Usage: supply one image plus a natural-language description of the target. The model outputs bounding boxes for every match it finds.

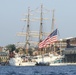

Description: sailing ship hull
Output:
[9,56,76,66]
[9,57,36,66]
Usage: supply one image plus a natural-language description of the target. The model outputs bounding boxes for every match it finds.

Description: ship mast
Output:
[17,5,50,54]
[39,4,43,42]
[51,10,55,54]
[25,7,30,55]
[51,10,55,32]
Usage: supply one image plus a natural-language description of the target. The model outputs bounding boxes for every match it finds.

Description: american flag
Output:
[39,29,58,48]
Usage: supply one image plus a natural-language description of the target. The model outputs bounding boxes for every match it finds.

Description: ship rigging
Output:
[17,5,55,55]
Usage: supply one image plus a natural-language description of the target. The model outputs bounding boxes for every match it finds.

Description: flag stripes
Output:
[39,29,58,48]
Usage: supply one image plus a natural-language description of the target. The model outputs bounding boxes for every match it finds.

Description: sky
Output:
[0,0,76,46]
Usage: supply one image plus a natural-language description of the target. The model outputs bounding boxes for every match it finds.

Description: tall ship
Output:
[9,5,76,66]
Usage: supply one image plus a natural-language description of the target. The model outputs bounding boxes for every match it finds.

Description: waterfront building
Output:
[0,52,9,62]
[55,37,76,63]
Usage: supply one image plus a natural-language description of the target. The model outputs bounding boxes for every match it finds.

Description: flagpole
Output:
[60,39,62,55]
[53,43,55,55]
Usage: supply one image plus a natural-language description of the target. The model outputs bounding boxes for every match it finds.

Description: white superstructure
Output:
[9,54,36,66]
[33,53,64,65]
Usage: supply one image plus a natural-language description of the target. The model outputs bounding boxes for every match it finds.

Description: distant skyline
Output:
[0,0,76,46]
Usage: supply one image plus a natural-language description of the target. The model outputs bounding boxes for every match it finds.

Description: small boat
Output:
[35,62,50,66]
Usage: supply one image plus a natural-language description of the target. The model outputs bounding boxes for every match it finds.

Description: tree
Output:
[15,48,19,53]
[28,48,33,56]
[6,44,16,52]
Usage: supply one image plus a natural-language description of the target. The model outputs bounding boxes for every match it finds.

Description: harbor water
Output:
[0,66,76,75]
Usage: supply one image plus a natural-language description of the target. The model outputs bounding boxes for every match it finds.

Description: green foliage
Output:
[23,48,26,53]
[15,49,19,53]
[6,44,16,52]
[15,48,22,53]
[28,48,33,56]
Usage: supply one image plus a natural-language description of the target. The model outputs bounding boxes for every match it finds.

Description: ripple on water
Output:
[0,66,76,75]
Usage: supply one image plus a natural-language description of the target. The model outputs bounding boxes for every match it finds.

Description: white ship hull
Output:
[9,57,36,66]
[9,53,76,66]
[35,54,64,63]
[50,63,76,66]
[9,57,76,66]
